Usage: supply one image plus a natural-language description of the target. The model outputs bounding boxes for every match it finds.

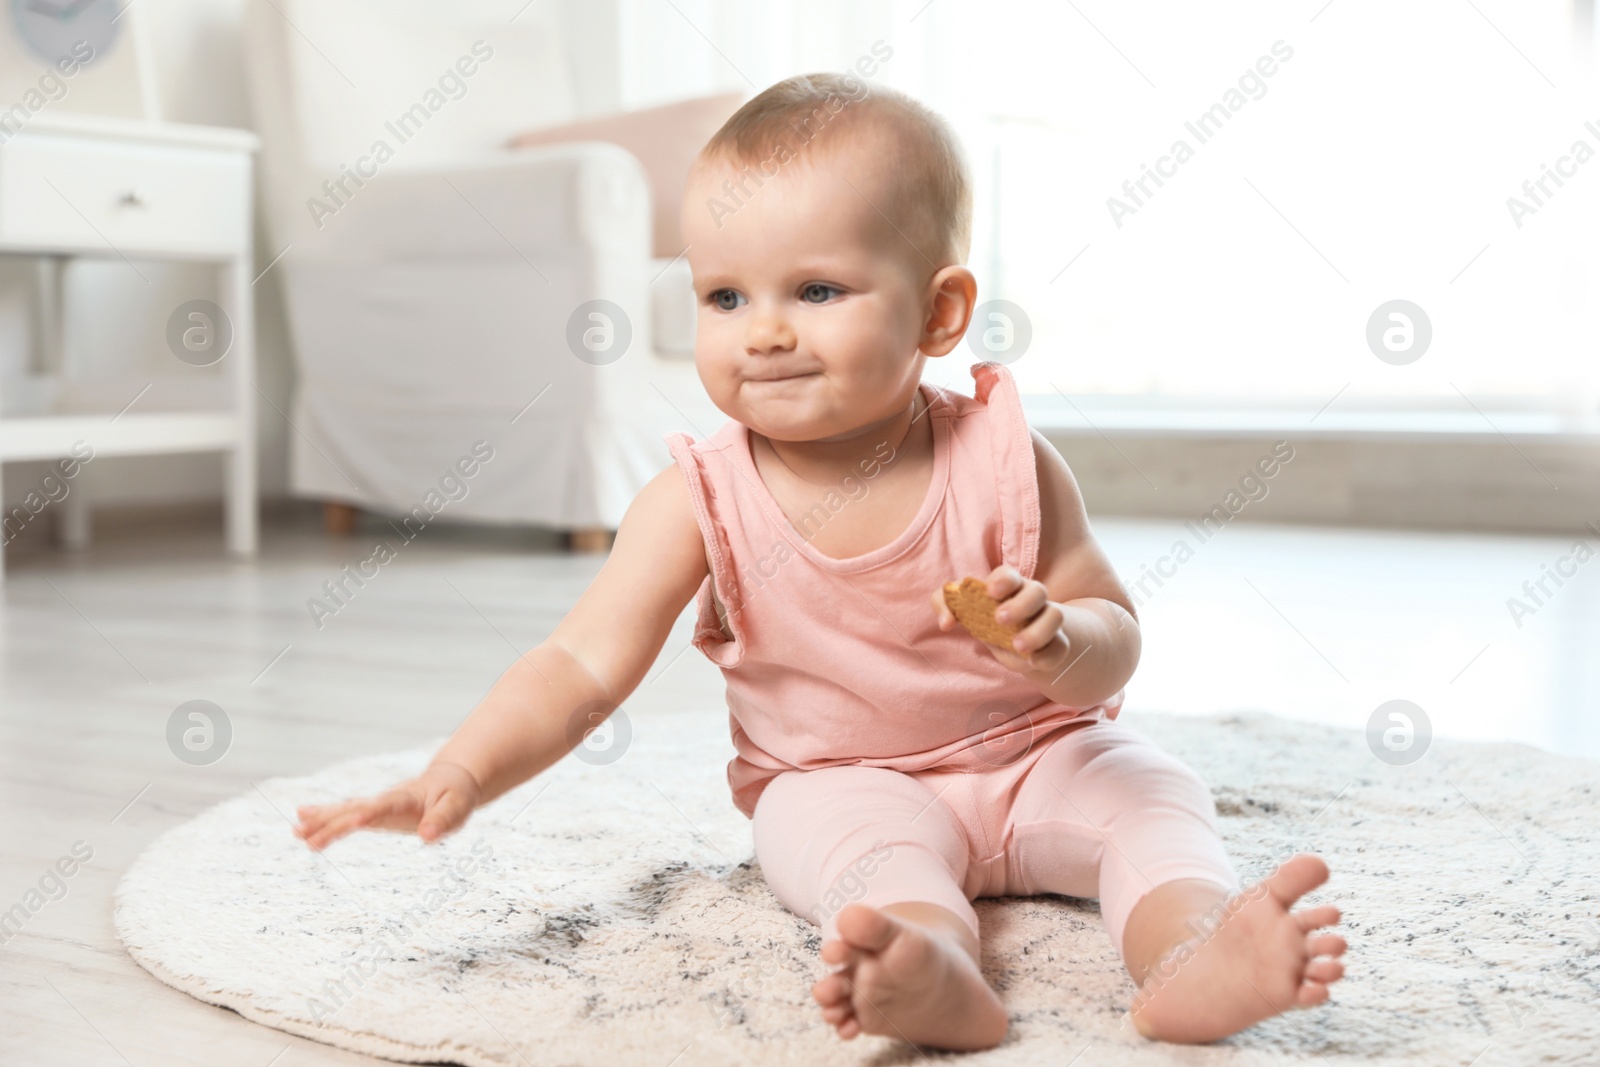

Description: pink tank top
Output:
[665,362,1125,819]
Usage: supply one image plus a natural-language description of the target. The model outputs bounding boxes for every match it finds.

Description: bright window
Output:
[622,0,1598,415]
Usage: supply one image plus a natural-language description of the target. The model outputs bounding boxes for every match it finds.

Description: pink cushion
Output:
[508,92,744,258]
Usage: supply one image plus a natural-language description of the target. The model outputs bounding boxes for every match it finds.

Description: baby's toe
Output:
[1294,905,1341,932]
[1305,958,1344,984]
[1308,933,1347,958]
[821,1001,853,1024]
[835,903,898,952]
[813,973,850,1006]
[820,937,856,966]
[1295,979,1331,1008]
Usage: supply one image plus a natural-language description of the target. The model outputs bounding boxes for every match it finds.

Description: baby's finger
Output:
[295,799,345,822]
[304,808,373,851]
[984,564,1024,600]
[1021,634,1072,674]
[995,582,1047,627]
[418,789,473,842]
[1010,603,1064,654]
[360,790,425,832]
[294,800,353,838]
[928,587,954,629]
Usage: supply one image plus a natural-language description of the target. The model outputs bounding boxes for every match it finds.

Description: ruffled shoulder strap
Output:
[663,428,746,667]
[968,361,1043,580]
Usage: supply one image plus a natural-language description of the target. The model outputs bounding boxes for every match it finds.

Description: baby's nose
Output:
[745,313,796,353]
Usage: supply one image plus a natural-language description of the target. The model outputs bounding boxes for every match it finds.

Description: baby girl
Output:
[295,73,1347,1051]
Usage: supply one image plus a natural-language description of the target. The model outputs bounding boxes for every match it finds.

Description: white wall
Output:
[3,0,1594,536]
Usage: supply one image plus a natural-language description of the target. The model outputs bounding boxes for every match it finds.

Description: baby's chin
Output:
[737,408,887,446]
[714,381,816,434]
[730,407,826,441]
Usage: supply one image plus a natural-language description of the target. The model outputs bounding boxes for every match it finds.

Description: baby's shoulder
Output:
[631,461,700,534]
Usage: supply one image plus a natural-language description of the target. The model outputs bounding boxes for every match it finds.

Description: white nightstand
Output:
[0,112,260,581]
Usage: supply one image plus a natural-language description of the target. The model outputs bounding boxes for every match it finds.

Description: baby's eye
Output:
[708,289,746,311]
[800,283,841,304]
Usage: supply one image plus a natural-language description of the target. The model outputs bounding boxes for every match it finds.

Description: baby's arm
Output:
[295,463,708,849]
[933,428,1139,709]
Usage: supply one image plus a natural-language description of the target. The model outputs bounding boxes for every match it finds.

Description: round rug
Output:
[114,710,1599,1066]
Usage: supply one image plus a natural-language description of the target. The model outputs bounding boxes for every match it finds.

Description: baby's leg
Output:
[1005,721,1347,1043]
[752,766,1008,1050]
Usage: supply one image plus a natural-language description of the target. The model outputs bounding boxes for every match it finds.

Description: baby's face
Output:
[682,141,933,443]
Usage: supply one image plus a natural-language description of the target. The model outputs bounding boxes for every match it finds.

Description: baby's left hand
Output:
[931,564,1072,676]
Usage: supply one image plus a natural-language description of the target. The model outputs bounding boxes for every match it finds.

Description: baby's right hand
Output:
[294,760,483,851]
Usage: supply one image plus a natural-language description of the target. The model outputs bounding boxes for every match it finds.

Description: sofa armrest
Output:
[507,92,744,258]
[290,142,651,263]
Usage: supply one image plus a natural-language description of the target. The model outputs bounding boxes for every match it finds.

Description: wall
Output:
[1,1,1593,539]
[0,0,291,525]
[1048,433,1600,536]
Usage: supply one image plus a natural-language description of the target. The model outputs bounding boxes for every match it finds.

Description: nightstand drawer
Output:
[0,133,250,258]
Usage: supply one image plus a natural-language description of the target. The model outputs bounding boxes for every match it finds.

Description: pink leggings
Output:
[751,716,1237,958]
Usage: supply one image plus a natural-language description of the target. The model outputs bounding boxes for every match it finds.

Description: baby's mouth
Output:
[748,371,821,383]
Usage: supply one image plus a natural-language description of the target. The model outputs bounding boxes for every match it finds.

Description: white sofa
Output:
[241,0,735,534]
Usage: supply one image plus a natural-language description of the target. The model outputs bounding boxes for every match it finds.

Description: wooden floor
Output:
[0,512,1594,1065]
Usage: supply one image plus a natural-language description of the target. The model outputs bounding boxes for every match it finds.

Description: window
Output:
[622,0,1597,418]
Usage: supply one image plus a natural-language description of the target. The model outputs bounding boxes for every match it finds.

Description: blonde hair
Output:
[699,73,972,265]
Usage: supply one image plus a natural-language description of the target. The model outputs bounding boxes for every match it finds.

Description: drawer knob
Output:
[119,191,146,209]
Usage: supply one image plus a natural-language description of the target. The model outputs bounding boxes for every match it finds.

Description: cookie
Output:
[942,576,1020,648]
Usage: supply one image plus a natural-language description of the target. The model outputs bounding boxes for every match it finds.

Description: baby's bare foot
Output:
[1130,853,1347,1043]
[810,903,1008,1051]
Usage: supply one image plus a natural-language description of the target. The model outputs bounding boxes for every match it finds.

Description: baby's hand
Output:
[930,564,1072,676]
[294,760,482,851]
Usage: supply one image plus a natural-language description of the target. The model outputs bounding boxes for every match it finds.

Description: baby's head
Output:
[682,74,977,443]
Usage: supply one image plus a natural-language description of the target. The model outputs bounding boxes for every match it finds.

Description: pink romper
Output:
[665,362,1235,955]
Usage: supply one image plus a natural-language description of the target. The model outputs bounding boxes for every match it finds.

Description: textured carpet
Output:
[114,710,1599,1066]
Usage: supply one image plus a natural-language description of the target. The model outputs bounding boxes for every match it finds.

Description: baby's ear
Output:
[919,266,977,357]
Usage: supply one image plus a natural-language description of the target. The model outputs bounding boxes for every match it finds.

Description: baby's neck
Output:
[756,390,927,486]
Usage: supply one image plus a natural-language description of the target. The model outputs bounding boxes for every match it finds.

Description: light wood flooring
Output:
[1,512,1595,1065]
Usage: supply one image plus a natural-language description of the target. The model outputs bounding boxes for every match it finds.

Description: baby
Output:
[295,73,1346,1051]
